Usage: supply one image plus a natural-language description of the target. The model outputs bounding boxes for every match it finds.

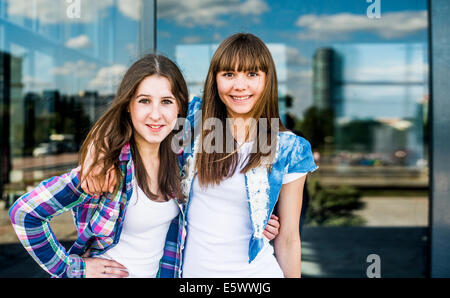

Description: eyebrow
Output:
[135,94,175,99]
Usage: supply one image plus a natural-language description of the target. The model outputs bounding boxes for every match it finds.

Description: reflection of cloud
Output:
[89,64,127,93]
[286,47,309,66]
[351,62,428,82]
[6,0,139,23]
[117,0,140,20]
[126,43,138,59]
[183,36,203,44]
[23,75,54,90]
[65,35,92,49]
[158,0,269,27]
[296,11,427,40]
[51,60,97,78]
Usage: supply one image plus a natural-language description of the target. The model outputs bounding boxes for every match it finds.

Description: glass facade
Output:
[0,0,435,278]
[157,0,429,277]
[0,0,154,276]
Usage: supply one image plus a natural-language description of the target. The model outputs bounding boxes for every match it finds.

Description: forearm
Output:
[274,234,302,278]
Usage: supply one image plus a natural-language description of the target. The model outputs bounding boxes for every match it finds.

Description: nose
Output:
[148,102,162,121]
[233,73,248,90]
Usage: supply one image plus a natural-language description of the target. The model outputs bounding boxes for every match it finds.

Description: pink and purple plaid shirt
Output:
[9,143,185,278]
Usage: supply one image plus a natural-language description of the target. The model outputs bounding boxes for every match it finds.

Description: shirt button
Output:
[109,211,114,217]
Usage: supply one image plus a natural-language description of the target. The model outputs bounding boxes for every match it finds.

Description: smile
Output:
[146,124,165,132]
[231,95,251,101]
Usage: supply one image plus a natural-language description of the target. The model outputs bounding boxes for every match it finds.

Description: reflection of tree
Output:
[297,106,334,152]
[17,93,92,156]
[305,179,366,227]
[335,120,381,152]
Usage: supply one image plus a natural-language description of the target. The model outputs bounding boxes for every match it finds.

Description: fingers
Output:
[109,172,118,193]
[103,169,111,193]
[105,259,128,270]
[104,266,129,278]
[263,215,280,241]
[84,257,129,278]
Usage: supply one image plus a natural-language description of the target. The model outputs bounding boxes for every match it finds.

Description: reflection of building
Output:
[313,48,335,111]
[0,52,13,189]
[313,44,428,167]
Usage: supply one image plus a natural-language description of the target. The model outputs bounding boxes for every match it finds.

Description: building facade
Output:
[0,0,448,277]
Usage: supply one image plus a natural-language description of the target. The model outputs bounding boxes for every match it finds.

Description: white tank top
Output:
[97,181,180,278]
[182,141,305,277]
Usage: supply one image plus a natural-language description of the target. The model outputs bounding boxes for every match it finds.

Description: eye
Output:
[222,72,234,78]
[162,98,174,105]
[138,98,150,104]
[248,72,259,77]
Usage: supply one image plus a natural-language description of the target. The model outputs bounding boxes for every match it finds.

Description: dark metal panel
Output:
[430,0,450,278]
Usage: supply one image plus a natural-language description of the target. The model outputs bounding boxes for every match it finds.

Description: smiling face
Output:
[128,75,179,149]
[216,69,266,120]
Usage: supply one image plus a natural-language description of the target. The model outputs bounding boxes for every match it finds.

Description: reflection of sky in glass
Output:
[333,43,428,83]
[336,85,427,119]
[0,0,143,95]
[158,0,428,118]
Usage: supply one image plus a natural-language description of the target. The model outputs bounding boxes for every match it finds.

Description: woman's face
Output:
[216,69,266,120]
[129,75,179,148]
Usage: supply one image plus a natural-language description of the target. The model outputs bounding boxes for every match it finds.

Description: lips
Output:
[146,124,165,132]
[230,95,252,102]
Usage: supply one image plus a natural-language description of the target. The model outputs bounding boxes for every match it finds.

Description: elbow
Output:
[9,195,38,227]
[275,230,301,248]
[8,198,23,225]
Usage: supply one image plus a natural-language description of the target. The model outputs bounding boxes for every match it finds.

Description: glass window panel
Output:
[0,1,154,275]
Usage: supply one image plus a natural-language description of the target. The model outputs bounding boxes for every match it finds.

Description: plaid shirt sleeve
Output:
[8,166,90,278]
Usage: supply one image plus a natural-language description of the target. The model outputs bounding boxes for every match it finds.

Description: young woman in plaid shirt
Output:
[9,53,279,278]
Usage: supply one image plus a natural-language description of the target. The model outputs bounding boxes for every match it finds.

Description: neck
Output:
[228,115,257,143]
[135,139,160,163]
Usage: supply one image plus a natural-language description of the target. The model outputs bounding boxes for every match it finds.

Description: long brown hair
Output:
[196,33,286,187]
[79,53,188,202]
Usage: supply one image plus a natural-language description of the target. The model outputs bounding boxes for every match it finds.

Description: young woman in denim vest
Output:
[179,33,318,277]
[81,33,312,277]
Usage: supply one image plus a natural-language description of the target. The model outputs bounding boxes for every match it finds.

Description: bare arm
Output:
[273,175,306,278]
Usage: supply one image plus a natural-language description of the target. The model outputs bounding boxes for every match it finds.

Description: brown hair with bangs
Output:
[79,53,188,202]
[196,33,287,187]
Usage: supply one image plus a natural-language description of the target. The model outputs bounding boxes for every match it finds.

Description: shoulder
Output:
[188,96,202,113]
[186,96,203,128]
[278,130,312,151]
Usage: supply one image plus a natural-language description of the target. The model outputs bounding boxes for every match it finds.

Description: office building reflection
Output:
[311,44,428,190]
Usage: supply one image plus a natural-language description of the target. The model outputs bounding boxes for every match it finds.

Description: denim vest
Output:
[180,97,318,262]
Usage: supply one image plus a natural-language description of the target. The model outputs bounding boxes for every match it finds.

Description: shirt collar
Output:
[119,142,131,162]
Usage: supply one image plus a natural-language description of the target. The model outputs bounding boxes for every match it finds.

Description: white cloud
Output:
[348,61,428,82]
[89,64,127,94]
[286,46,309,66]
[295,11,427,40]
[182,36,203,44]
[22,75,54,90]
[6,0,139,24]
[117,0,140,20]
[158,0,269,27]
[51,60,97,78]
[65,34,92,49]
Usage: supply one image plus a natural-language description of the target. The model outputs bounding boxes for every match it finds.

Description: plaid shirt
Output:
[9,143,185,278]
